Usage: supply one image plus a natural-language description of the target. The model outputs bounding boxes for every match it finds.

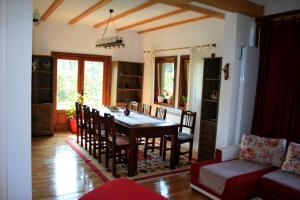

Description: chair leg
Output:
[93,138,96,158]
[112,151,116,177]
[144,137,148,159]
[159,137,163,156]
[76,127,79,143]
[151,138,155,152]
[98,140,102,163]
[105,147,109,168]
[189,141,193,161]
[84,129,88,150]
[89,133,92,154]
[177,142,181,164]
[80,128,84,147]
[163,138,167,160]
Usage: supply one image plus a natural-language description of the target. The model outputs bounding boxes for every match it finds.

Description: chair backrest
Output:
[75,102,83,124]
[91,108,101,136]
[155,107,167,120]
[179,110,196,135]
[104,113,116,147]
[142,104,152,115]
[129,101,139,111]
[83,105,91,128]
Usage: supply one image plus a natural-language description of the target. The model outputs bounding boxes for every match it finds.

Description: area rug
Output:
[66,135,192,182]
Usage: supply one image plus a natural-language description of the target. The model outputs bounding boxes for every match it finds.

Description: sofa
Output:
[191,135,300,200]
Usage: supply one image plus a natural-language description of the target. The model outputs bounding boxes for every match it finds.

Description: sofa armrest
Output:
[215,144,241,161]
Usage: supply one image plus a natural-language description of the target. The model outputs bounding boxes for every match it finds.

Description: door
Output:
[52,52,111,132]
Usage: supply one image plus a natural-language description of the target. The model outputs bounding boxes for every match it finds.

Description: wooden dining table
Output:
[102,108,179,177]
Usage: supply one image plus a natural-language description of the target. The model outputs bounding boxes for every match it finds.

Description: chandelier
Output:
[95,9,125,49]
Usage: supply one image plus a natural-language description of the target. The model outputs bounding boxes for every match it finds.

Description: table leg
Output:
[128,132,137,176]
[170,126,178,169]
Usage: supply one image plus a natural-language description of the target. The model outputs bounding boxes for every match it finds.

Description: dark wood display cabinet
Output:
[32,55,53,136]
[198,57,222,160]
[111,61,144,108]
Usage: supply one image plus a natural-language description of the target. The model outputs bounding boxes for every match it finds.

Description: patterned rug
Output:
[66,135,192,182]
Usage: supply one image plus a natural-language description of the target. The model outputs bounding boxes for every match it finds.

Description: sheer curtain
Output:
[187,46,209,113]
[143,51,155,105]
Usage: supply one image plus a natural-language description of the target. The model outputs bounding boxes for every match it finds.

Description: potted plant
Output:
[166,95,174,104]
[180,95,187,109]
[157,94,165,103]
[65,107,77,133]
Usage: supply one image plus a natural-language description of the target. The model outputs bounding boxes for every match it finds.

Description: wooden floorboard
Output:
[32,133,208,200]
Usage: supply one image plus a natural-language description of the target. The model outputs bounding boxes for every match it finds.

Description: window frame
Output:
[178,55,190,109]
[154,56,177,107]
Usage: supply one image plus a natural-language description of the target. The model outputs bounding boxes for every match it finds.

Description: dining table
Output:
[101,107,180,177]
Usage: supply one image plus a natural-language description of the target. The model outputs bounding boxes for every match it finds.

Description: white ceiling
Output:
[33,0,208,32]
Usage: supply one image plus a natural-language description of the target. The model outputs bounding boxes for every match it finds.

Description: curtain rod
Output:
[143,43,216,53]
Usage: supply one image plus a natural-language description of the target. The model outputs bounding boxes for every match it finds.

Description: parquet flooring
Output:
[32,133,209,200]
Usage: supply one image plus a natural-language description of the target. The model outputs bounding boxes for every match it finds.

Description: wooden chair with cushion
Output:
[163,110,196,161]
[143,107,167,158]
[75,102,84,145]
[91,108,106,163]
[142,104,152,115]
[104,113,129,177]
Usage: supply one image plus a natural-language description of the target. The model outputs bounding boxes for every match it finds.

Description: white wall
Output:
[33,21,144,62]
[0,0,7,199]
[216,13,256,148]
[0,0,32,199]
[140,18,224,151]
[251,0,300,15]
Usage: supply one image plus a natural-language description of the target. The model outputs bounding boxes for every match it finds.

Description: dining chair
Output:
[83,105,92,152]
[129,101,139,111]
[75,102,84,145]
[91,109,106,163]
[163,110,196,161]
[142,104,152,115]
[143,107,167,158]
[104,113,129,177]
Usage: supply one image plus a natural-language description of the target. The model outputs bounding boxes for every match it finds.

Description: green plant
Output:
[77,93,84,104]
[180,96,187,104]
[65,107,75,119]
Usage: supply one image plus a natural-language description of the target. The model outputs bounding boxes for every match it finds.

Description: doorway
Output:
[52,52,111,131]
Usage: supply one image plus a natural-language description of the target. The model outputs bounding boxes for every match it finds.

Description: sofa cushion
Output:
[199,160,269,195]
[260,170,300,200]
[282,142,300,175]
[239,134,287,167]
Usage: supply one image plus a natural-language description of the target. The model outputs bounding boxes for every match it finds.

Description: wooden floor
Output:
[32,133,209,200]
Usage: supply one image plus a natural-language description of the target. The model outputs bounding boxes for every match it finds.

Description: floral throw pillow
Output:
[239,134,287,167]
[282,142,300,175]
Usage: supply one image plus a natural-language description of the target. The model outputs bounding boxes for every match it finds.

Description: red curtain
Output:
[252,19,300,143]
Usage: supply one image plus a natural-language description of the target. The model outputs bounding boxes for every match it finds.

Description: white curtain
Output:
[143,51,155,105]
[187,46,210,114]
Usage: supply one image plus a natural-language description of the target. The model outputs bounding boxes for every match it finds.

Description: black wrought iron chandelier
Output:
[95,9,125,49]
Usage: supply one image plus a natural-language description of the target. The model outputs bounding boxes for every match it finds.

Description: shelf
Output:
[33,70,52,74]
[201,120,217,124]
[117,88,142,91]
[118,75,143,78]
[202,99,218,103]
[204,78,219,81]
[154,102,175,108]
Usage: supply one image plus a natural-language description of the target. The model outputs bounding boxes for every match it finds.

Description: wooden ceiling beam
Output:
[138,15,210,34]
[150,0,224,19]
[41,0,64,21]
[68,0,112,25]
[94,1,156,28]
[117,8,186,31]
[191,0,264,17]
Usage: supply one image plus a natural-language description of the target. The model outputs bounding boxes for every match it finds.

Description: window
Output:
[154,56,177,107]
[178,55,190,109]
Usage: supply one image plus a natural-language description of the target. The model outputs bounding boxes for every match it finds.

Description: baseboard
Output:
[190,184,220,200]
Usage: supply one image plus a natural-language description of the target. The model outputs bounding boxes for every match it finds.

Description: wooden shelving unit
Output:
[198,57,222,160]
[111,61,144,108]
[32,55,53,136]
